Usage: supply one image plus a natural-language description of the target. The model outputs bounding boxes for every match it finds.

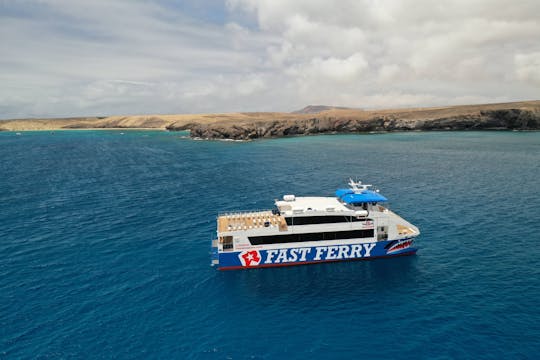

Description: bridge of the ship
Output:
[218,211,288,233]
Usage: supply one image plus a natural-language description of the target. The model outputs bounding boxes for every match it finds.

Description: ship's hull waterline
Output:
[217,238,417,270]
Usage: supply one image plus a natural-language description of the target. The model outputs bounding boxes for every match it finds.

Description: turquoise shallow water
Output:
[1,130,539,359]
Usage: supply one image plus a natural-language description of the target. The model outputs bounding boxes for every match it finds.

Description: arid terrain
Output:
[1,100,539,140]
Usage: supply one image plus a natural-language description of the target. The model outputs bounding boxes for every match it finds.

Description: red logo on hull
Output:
[239,250,261,266]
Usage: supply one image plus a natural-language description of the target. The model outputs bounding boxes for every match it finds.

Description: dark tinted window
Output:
[248,229,374,245]
[285,216,368,225]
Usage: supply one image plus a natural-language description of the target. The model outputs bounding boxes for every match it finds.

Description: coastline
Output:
[0,127,167,132]
[2,99,539,140]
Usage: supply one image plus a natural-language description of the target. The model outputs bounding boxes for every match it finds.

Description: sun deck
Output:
[218,211,288,233]
[397,224,417,236]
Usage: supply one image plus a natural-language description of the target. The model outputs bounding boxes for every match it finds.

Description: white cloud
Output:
[378,64,402,83]
[230,0,540,109]
[0,0,539,119]
[288,53,368,83]
[234,74,267,95]
[515,52,540,85]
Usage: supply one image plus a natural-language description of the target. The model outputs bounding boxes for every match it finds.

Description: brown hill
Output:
[1,100,539,140]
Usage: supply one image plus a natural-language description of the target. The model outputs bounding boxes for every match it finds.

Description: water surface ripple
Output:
[1,131,539,358]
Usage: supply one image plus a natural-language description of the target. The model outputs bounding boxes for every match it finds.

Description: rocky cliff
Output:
[189,108,540,140]
[2,100,539,138]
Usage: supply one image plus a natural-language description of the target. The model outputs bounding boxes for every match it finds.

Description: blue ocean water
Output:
[1,130,539,359]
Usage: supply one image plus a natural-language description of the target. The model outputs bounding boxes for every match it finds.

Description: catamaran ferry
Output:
[211,180,420,270]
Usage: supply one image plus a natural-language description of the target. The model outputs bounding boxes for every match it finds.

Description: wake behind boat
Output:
[211,179,420,270]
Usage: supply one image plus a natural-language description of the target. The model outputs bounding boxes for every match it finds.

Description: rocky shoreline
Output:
[2,100,539,139]
[187,109,540,141]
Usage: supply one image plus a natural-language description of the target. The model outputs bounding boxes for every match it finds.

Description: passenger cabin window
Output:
[248,229,374,245]
[285,216,370,226]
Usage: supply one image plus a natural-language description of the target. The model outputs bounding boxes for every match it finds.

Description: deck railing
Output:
[217,209,275,217]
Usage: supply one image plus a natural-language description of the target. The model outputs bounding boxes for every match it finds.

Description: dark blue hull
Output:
[215,238,416,270]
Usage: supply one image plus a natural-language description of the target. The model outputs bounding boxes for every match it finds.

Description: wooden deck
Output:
[218,211,288,233]
[397,224,416,236]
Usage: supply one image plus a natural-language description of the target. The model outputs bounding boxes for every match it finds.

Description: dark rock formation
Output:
[190,109,540,140]
[165,122,198,131]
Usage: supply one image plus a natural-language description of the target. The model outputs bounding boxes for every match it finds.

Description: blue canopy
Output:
[335,189,353,198]
[336,189,388,204]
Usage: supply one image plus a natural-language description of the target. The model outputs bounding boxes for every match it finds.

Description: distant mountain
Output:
[292,105,352,114]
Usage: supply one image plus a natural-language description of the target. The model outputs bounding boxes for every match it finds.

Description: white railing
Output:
[218,209,275,217]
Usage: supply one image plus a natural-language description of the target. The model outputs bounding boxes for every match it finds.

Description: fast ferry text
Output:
[238,243,377,266]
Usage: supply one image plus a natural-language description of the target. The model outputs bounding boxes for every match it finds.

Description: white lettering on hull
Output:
[363,243,376,257]
[297,248,310,261]
[260,243,379,265]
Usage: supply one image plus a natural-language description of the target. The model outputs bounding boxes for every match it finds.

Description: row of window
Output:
[284,216,370,226]
[248,229,374,245]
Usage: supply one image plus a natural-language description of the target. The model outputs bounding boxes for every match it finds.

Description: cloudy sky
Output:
[0,0,539,119]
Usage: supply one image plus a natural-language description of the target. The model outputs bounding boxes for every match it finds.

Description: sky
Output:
[0,0,539,119]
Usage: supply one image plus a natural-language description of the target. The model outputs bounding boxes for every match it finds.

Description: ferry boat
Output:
[211,180,420,270]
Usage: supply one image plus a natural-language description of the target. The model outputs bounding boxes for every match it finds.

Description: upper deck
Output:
[218,210,288,233]
[216,179,404,235]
